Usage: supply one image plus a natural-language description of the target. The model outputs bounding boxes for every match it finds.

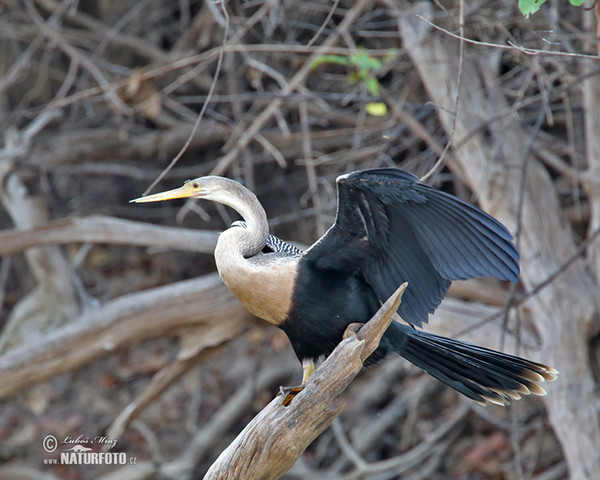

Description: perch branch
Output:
[203,282,407,480]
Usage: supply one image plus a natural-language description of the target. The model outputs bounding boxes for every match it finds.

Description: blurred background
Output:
[0,0,599,479]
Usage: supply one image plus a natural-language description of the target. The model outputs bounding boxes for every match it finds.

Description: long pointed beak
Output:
[130,183,199,203]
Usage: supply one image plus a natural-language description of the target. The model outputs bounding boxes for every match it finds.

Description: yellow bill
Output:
[130,180,201,203]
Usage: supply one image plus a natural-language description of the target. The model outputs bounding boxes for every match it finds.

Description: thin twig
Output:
[420,0,465,182]
[24,0,131,114]
[417,14,600,60]
[306,0,340,47]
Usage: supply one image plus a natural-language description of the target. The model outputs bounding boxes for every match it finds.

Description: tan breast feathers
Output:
[218,256,298,325]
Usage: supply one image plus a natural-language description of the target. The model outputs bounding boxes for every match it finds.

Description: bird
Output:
[131,168,557,406]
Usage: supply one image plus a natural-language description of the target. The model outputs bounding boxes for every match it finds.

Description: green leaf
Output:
[365,102,387,116]
[364,77,380,97]
[348,52,382,72]
[518,0,547,17]
[569,0,586,6]
[311,55,352,69]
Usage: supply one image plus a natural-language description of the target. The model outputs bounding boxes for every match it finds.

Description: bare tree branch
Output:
[0,274,252,400]
[0,215,218,256]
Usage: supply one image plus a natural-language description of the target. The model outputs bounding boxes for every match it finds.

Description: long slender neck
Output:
[209,177,297,326]
[211,178,269,258]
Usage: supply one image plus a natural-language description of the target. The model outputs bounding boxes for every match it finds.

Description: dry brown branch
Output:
[0,215,218,255]
[34,0,174,63]
[333,402,469,480]
[0,273,252,400]
[299,100,327,236]
[24,0,131,114]
[29,123,232,168]
[144,0,230,194]
[103,320,258,446]
[27,118,395,170]
[95,360,299,480]
[414,12,600,60]
[203,283,407,480]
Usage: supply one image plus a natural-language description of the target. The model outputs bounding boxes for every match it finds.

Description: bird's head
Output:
[130,176,233,205]
[131,175,269,256]
[130,176,265,229]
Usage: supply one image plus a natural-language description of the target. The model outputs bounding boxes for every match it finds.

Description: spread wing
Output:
[303,168,519,327]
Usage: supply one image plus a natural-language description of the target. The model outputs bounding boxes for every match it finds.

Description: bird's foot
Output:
[278,384,305,406]
[344,322,365,338]
[278,360,316,406]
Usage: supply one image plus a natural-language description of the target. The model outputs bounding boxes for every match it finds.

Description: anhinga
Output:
[132,168,557,406]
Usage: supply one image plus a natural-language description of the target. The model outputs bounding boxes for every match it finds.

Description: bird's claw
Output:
[278,384,305,406]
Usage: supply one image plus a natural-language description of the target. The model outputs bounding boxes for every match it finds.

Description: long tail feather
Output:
[387,323,558,406]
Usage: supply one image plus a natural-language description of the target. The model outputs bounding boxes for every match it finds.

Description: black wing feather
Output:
[304,168,519,327]
[365,209,451,323]
[401,199,517,280]
[231,220,303,256]
[264,234,303,255]
[402,190,519,280]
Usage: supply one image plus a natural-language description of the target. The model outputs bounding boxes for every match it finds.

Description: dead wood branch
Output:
[29,123,232,168]
[0,273,252,400]
[581,4,600,284]
[203,283,407,480]
[333,402,469,480]
[104,316,278,446]
[0,215,218,255]
[28,119,394,170]
[96,360,299,480]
